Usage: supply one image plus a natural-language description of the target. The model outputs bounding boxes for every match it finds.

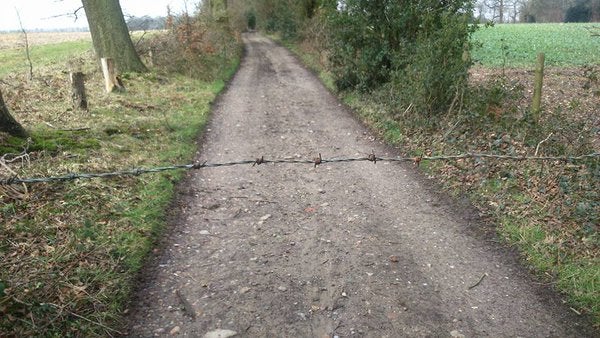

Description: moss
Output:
[29,130,101,153]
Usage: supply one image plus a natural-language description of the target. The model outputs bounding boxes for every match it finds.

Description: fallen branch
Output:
[443,118,462,140]
[401,102,413,117]
[468,272,488,290]
[534,132,553,156]
[0,148,29,199]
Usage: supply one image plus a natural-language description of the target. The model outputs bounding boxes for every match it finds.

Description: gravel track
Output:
[125,33,595,338]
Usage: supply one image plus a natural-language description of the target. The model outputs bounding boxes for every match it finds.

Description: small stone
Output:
[199,230,210,235]
[341,292,347,297]
[240,287,251,294]
[278,286,288,292]
[170,326,181,335]
[203,329,238,338]
[450,330,465,338]
[260,214,272,221]
[389,255,399,263]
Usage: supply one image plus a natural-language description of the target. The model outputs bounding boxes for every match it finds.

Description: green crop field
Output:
[0,40,92,78]
[471,23,600,67]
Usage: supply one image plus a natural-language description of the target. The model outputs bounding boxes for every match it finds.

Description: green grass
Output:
[0,40,92,78]
[0,35,241,336]
[472,23,600,67]
[500,216,600,318]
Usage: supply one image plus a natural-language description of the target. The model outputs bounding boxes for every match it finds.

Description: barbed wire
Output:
[0,152,598,186]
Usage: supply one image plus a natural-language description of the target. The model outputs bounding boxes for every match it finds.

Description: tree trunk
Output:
[101,58,125,93]
[82,0,147,73]
[0,89,27,138]
[593,1,600,22]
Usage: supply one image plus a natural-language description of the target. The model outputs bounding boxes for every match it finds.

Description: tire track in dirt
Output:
[125,33,595,337]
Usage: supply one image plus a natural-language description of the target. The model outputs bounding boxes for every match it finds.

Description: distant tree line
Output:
[0,16,168,34]
[475,0,600,23]
[0,27,89,33]
[126,16,167,31]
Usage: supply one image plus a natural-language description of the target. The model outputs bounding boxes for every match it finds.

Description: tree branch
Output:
[15,8,33,81]
[46,6,85,22]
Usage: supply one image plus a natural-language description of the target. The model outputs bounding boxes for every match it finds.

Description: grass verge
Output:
[0,38,240,336]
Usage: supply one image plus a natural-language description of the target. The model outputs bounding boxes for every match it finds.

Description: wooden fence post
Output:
[70,72,88,110]
[531,52,545,120]
[101,58,125,93]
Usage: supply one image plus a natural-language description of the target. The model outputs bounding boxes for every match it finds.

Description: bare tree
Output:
[475,0,486,20]
[484,0,505,22]
[507,0,525,22]
[15,9,33,81]
[475,0,506,22]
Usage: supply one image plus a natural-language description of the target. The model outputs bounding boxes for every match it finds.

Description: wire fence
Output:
[1,151,598,186]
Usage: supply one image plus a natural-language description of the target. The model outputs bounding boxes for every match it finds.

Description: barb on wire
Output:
[314,153,322,167]
[367,150,377,164]
[0,152,598,186]
[253,156,265,166]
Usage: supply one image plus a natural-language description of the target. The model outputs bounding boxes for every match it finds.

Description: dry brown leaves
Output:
[469,66,600,150]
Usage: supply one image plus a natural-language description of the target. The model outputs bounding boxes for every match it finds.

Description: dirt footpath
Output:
[125,33,594,337]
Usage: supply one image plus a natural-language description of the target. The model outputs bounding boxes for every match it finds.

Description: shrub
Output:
[325,0,475,115]
[263,1,302,39]
[565,0,592,23]
[246,10,257,30]
[138,11,241,80]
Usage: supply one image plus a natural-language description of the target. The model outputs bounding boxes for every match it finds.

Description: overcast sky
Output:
[0,0,197,32]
